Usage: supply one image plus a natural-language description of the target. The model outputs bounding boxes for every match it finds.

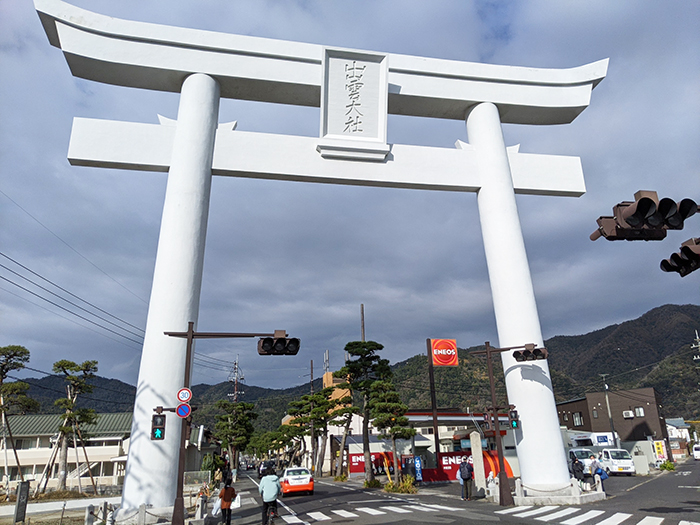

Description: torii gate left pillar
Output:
[120,73,219,509]
[35,0,608,509]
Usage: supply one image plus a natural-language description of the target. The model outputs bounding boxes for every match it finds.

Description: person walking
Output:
[218,482,236,525]
[259,466,282,525]
[457,455,474,500]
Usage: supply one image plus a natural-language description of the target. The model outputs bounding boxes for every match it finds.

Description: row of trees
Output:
[0,345,99,494]
[209,341,415,484]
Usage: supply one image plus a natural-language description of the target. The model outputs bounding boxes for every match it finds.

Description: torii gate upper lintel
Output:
[35,0,608,510]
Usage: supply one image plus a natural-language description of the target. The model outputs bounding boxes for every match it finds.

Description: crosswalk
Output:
[494,505,700,525]
[273,503,461,523]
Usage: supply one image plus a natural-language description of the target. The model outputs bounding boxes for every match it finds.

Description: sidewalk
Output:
[0,496,121,518]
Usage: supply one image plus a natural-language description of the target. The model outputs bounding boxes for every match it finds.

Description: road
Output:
[233,461,700,525]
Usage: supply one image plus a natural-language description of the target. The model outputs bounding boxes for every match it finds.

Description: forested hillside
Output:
[16,304,700,431]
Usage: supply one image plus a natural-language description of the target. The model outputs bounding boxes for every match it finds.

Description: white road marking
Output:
[512,506,559,518]
[635,518,664,525]
[402,505,439,512]
[422,503,461,511]
[594,513,633,525]
[306,511,331,521]
[534,507,581,521]
[495,505,534,514]
[561,510,605,524]
[281,516,307,524]
[331,510,359,518]
[379,506,412,513]
[355,507,386,515]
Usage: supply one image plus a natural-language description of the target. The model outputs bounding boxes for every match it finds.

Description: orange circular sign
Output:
[431,339,458,366]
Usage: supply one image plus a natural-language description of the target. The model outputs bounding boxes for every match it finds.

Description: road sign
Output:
[176,403,192,418]
[177,387,193,403]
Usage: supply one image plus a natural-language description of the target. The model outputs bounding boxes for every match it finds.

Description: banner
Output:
[430,339,458,366]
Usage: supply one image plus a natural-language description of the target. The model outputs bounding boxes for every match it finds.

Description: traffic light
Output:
[508,410,520,430]
[590,190,698,241]
[512,344,548,362]
[661,238,700,277]
[482,412,491,430]
[257,336,300,355]
[151,414,166,440]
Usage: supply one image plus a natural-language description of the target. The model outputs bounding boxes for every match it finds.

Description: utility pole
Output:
[310,360,316,474]
[600,374,619,448]
[227,356,244,402]
[360,304,366,342]
[470,342,546,507]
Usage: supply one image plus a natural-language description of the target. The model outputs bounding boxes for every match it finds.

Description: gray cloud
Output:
[1,1,698,390]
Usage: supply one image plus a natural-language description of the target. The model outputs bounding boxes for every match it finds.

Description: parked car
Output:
[568,448,595,474]
[280,467,314,497]
[599,448,635,476]
[258,460,276,479]
[693,445,700,460]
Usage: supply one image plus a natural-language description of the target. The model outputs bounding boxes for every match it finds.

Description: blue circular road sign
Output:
[176,403,192,418]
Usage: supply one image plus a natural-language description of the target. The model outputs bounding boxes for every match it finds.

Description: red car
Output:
[280,467,314,496]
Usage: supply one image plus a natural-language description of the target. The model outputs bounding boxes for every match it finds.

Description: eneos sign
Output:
[430,339,458,367]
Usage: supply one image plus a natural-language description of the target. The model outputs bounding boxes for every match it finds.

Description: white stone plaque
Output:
[318,48,389,161]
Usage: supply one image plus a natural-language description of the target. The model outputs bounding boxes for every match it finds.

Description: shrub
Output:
[334,474,348,482]
[659,460,675,471]
[363,479,383,489]
[384,475,417,494]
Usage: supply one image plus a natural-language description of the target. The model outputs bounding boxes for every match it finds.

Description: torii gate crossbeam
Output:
[35,0,608,510]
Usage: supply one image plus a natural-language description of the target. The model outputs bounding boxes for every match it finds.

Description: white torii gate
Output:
[36,0,607,510]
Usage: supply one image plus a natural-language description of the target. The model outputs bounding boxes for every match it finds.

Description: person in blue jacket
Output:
[259,467,281,525]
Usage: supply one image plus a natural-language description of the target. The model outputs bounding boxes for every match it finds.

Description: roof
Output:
[7,412,132,437]
[665,418,690,429]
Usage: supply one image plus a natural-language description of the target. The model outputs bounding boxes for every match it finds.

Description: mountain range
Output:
[20,303,700,432]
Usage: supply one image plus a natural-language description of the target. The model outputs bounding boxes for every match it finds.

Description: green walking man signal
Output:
[151,414,166,440]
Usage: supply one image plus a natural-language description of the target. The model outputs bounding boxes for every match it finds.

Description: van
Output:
[599,448,635,476]
[568,448,595,474]
[693,445,700,460]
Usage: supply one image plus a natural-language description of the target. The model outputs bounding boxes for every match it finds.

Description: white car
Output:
[568,448,595,475]
[599,448,635,476]
[280,467,314,497]
[693,445,700,460]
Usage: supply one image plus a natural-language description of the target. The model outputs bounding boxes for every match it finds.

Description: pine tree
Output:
[334,341,391,482]
[370,379,416,483]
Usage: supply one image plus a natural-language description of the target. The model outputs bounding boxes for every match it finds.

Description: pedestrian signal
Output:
[151,414,166,440]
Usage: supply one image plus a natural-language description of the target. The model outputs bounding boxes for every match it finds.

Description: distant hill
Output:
[16,303,700,430]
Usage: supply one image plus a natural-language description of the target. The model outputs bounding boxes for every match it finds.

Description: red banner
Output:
[430,339,458,366]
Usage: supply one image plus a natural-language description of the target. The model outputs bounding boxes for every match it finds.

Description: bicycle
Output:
[265,502,279,525]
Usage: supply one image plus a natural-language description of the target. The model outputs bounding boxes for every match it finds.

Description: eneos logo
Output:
[431,339,458,367]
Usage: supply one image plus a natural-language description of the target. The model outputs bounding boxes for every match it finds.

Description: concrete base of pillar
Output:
[487,476,607,506]
[113,505,181,525]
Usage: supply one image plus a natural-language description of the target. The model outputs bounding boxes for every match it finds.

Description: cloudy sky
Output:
[1,1,698,392]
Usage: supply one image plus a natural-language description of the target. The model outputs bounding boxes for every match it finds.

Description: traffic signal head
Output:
[257,336,300,355]
[151,414,166,440]
[512,344,548,362]
[661,238,700,277]
[508,410,519,429]
[590,191,698,241]
[482,413,491,430]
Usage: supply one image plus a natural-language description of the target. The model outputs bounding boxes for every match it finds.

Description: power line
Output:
[0,285,142,352]
[0,189,147,304]
[0,275,143,346]
[0,261,144,340]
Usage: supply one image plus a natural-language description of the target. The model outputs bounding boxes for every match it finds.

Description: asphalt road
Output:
[4,463,698,525]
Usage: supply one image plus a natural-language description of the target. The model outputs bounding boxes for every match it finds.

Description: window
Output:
[563,413,569,422]
[634,407,645,417]
[572,412,584,427]
[592,409,598,419]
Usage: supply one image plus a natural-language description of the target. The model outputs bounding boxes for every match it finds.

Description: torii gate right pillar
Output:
[468,102,571,492]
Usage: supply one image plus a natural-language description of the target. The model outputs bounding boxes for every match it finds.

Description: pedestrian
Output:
[571,457,584,482]
[589,454,607,491]
[218,482,236,525]
[214,468,223,488]
[457,455,474,500]
[259,467,281,525]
